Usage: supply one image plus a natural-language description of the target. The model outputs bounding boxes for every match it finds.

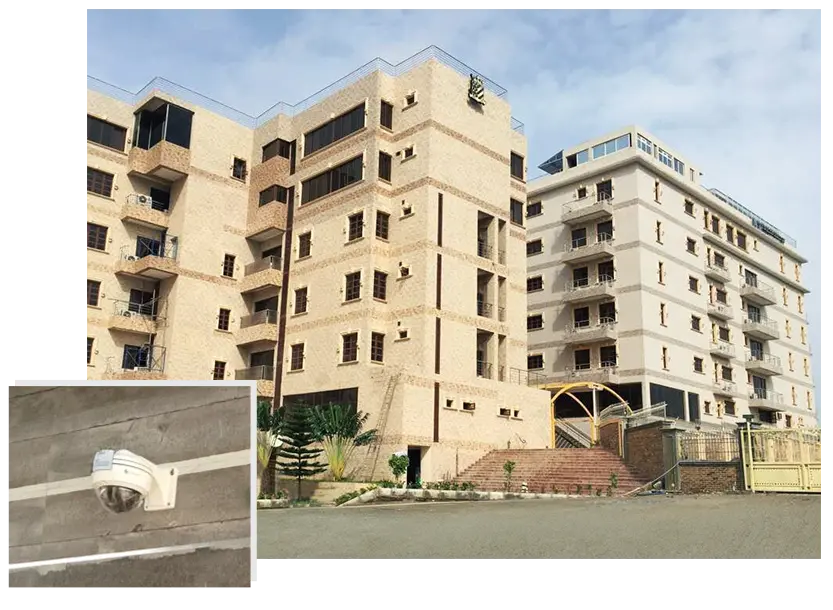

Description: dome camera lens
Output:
[97,485,144,513]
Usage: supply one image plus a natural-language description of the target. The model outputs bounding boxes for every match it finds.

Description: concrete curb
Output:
[340,487,589,506]
[257,498,290,509]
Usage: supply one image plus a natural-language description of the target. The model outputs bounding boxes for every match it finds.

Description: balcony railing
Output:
[567,274,615,292]
[704,260,731,282]
[120,239,178,262]
[120,345,166,373]
[240,309,278,328]
[112,298,160,320]
[713,379,737,395]
[707,302,734,319]
[563,191,614,215]
[566,318,617,336]
[749,387,784,405]
[244,255,282,276]
[740,277,776,303]
[744,313,777,330]
[477,301,493,317]
[746,351,782,372]
[126,192,170,213]
[235,365,274,381]
[477,240,492,259]
[709,341,736,358]
[566,232,614,252]
[476,360,493,379]
[506,367,547,387]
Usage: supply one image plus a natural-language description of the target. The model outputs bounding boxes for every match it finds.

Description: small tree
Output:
[388,454,409,487]
[503,460,516,492]
[308,403,378,481]
[256,400,284,495]
[276,407,326,499]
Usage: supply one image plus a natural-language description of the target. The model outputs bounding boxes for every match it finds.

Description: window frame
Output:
[232,157,247,181]
[344,271,362,302]
[373,270,388,301]
[301,155,363,205]
[294,287,308,314]
[217,308,231,331]
[510,152,525,180]
[87,167,114,197]
[213,360,227,380]
[527,201,543,217]
[222,254,236,278]
[87,222,108,251]
[341,332,359,363]
[380,100,394,130]
[87,115,127,151]
[370,332,385,363]
[375,211,390,240]
[290,343,305,371]
[298,232,312,259]
[347,211,364,242]
[304,103,366,157]
[527,276,543,292]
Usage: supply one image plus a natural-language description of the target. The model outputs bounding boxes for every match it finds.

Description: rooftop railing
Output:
[707,188,796,248]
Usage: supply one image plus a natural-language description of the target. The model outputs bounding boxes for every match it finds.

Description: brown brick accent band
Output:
[679,462,742,494]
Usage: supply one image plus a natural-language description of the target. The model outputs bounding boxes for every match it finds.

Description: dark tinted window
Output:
[302,156,363,204]
[510,199,524,226]
[133,102,192,150]
[87,167,114,197]
[304,104,365,156]
[87,115,127,151]
[380,101,394,129]
[259,185,288,206]
[298,232,312,258]
[262,138,291,163]
[164,104,193,149]
[87,223,108,250]
[87,280,100,306]
[527,201,542,217]
[379,151,392,181]
[510,153,524,180]
[376,211,390,239]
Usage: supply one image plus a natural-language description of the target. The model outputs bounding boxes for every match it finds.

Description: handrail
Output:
[477,240,492,258]
[120,239,178,261]
[235,365,274,381]
[126,192,169,213]
[750,388,784,403]
[563,192,614,214]
[244,255,282,276]
[111,298,161,320]
[566,319,617,334]
[743,314,777,330]
[240,309,278,328]
[746,351,781,367]
[566,274,615,292]
[566,233,615,252]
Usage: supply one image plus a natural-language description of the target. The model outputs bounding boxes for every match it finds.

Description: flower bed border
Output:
[340,487,586,506]
[257,498,290,509]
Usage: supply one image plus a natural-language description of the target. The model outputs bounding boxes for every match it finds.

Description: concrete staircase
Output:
[454,448,649,496]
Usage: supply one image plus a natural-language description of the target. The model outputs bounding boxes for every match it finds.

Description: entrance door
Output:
[406,447,422,485]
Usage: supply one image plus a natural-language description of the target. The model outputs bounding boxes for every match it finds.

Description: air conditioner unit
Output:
[136,194,152,206]
[127,255,137,261]
[123,311,132,318]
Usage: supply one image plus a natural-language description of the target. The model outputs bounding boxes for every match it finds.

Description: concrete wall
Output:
[8,385,252,587]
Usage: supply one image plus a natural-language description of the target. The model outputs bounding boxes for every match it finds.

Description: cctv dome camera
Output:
[91,449,178,514]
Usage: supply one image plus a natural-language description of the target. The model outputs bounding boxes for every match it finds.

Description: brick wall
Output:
[623,421,665,481]
[599,421,622,456]
[679,462,741,494]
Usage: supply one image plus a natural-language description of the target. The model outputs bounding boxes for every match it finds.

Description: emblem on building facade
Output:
[468,73,485,105]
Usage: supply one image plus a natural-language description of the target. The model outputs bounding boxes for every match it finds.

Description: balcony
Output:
[562,234,615,265]
[707,302,734,320]
[246,202,287,242]
[561,193,614,226]
[477,240,492,260]
[476,360,493,380]
[712,379,737,397]
[562,275,616,304]
[748,388,785,411]
[566,363,620,385]
[235,365,275,398]
[745,352,783,376]
[709,341,736,359]
[128,141,190,182]
[106,299,163,335]
[236,309,278,346]
[742,314,780,341]
[477,301,493,318]
[120,193,170,230]
[704,261,732,283]
[115,241,179,280]
[564,319,618,344]
[104,345,167,381]
[740,278,777,306]
[240,256,283,294]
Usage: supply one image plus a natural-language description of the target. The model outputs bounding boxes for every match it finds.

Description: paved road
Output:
[258,494,820,559]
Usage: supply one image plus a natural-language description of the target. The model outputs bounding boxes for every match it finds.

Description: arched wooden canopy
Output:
[539,381,629,447]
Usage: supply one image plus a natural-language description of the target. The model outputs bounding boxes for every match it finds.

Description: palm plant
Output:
[308,403,378,481]
[256,401,284,495]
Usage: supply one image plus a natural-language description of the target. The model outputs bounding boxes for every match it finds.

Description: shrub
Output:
[503,460,516,492]
[609,472,619,490]
[388,454,409,484]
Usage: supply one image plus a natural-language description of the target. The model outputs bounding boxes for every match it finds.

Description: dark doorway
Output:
[407,447,422,485]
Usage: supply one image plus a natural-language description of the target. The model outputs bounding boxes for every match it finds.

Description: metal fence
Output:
[678,430,740,462]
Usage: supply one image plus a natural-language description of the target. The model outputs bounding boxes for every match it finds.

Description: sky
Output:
[87,9,822,417]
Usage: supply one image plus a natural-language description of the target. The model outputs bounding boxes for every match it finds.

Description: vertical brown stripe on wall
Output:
[433,382,440,443]
[436,254,442,309]
[437,192,443,246]
[273,185,295,409]
[435,317,441,375]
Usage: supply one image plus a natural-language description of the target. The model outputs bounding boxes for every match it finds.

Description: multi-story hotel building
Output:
[86,46,550,481]
[526,126,816,430]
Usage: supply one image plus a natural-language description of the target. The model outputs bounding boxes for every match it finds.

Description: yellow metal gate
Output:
[739,427,821,493]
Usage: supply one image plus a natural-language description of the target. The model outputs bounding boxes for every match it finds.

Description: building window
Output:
[87,167,114,197]
[725,225,735,244]
[785,319,791,337]
[637,134,653,155]
[686,238,697,254]
[405,92,416,106]
[527,201,543,217]
[690,168,695,181]
[711,216,721,234]
[718,326,731,342]
[660,303,667,326]
[715,288,728,305]
[673,158,685,175]
[704,400,711,414]
[259,184,288,207]
[87,115,127,151]
[656,220,663,243]
[380,100,394,129]
[693,356,704,373]
[713,252,726,268]
[528,354,544,370]
[791,386,797,406]
[785,414,792,429]
[290,343,304,371]
[217,308,231,331]
[807,391,813,410]
[87,222,108,251]
[798,295,804,313]
[86,338,95,365]
[262,138,291,163]
[657,148,673,168]
[721,365,733,381]
[399,265,410,278]
[591,134,631,160]
[779,254,785,273]
[230,158,247,181]
[658,261,665,284]
[724,400,736,416]
[527,314,544,331]
[510,153,524,180]
[398,328,410,340]
[736,232,747,250]
[302,155,363,204]
[298,232,312,258]
[788,352,794,371]
[342,333,359,363]
[800,326,806,344]
[689,276,699,293]
[305,103,365,156]
[794,264,801,282]
[372,271,388,301]
[577,186,588,199]
[804,357,809,377]
[527,239,543,256]
[574,349,591,369]
[347,212,364,242]
[654,179,661,202]
[370,332,385,363]
[213,361,226,380]
[295,287,308,314]
[684,200,694,216]
[691,315,701,332]
[378,151,392,182]
[87,280,101,307]
[344,271,361,301]
[527,276,543,292]
[782,287,788,306]
[222,254,235,278]
[373,211,390,240]
[510,199,524,226]
[600,345,618,367]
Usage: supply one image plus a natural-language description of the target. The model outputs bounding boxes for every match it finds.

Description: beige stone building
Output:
[87,47,551,482]
[526,126,817,431]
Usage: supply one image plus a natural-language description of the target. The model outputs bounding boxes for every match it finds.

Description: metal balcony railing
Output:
[705,259,729,275]
[506,367,546,387]
[126,192,170,213]
[477,240,492,259]
[121,344,166,373]
[120,239,178,261]
[566,274,616,292]
[235,365,274,381]
[567,318,617,334]
[112,298,160,320]
[743,313,777,331]
[244,255,282,276]
[562,191,614,214]
[566,232,614,252]
[746,351,781,367]
[476,360,493,379]
[750,387,784,404]
[477,301,493,317]
[741,277,776,300]
[240,309,278,328]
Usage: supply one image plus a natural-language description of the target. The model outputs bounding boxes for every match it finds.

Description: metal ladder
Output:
[367,369,402,478]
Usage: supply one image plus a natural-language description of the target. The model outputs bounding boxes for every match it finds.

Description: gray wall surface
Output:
[8,384,252,587]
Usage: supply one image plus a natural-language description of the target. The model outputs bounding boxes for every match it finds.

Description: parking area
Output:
[258,493,820,559]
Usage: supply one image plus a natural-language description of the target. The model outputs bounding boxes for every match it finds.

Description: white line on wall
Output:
[9,449,250,503]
